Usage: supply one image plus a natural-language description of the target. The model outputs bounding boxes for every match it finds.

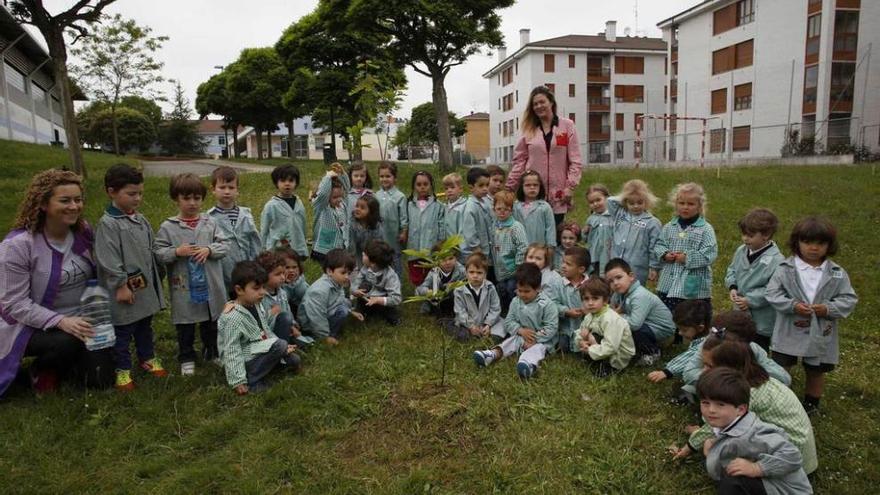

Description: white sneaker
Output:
[637,351,661,367]
[473,350,496,367]
[180,361,196,376]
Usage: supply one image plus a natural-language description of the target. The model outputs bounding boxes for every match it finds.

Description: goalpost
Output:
[635,114,721,169]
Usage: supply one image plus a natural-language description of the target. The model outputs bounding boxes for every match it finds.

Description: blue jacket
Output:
[260,195,307,258]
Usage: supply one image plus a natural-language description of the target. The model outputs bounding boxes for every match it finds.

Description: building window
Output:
[830,62,856,105]
[711,88,727,114]
[568,112,576,123]
[806,14,821,58]
[734,83,752,110]
[568,54,575,68]
[515,90,519,102]
[502,67,513,86]
[218,136,226,146]
[803,65,819,105]
[833,11,859,56]
[615,56,645,74]
[515,62,518,75]
[502,93,514,111]
[616,113,624,131]
[735,39,754,69]
[568,84,576,97]
[710,128,726,153]
[314,136,325,151]
[616,141,624,159]
[714,0,755,35]
[303,122,309,130]
[732,126,751,151]
[31,83,46,102]
[801,115,816,139]
[737,0,755,26]
[4,63,25,93]
[614,85,644,103]
[544,54,555,73]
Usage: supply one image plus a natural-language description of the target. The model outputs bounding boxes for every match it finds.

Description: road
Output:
[141,159,273,177]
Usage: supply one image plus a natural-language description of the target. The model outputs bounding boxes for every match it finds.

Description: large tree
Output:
[76,96,161,150]
[347,0,512,170]
[10,0,118,176]
[195,70,241,158]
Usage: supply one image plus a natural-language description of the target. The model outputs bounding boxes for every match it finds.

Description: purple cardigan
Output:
[0,226,94,396]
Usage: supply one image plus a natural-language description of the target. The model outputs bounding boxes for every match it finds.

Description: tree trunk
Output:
[431,73,453,171]
[328,106,337,161]
[111,101,120,155]
[266,128,273,159]
[232,125,239,158]
[255,128,263,160]
[47,31,85,177]
[286,118,294,158]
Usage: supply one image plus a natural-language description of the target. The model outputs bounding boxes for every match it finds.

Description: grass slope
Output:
[0,139,878,493]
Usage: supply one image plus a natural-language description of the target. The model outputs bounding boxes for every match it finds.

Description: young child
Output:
[525,243,565,308]
[557,246,590,353]
[406,171,445,287]
[154,173,229,376]
[459,168,494,266]
[256,251,301,345]
[646,300,712,404]
[349,193,384,270]
[441,172,467,241]
[94,164,167,391]
[682,367,813,493]
[311,163,351,265]
[766,216,858,414]
[513,170,556,248]
[605,258,676,366]
[491,190,529,313]
[575,278,636,377]
[484,164,506,210]
[351,239,402,326]
[218,261,301,396]
[375,161,408,275]
[725,208,785,351]
[554,222,580,271]
[448,252,503,342]
[582,184,613,276]
[347,161,373,213]
[298,248,363,345]
[260,164,307,258]
[208,166,262,290]
[275,246,308,315]
[473,263,558,379]
[607,180,662,285]
[416,242,466,317]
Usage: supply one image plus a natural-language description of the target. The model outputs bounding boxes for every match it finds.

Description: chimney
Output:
[519,28,530,47]
[498,46,507,62]
[605,20,617,42]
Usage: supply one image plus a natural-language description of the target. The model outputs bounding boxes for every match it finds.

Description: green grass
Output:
[1,138,878,493]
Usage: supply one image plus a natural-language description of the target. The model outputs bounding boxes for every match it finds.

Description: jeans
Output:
[632,324,660,356]
[497,277,517,316]
[272,311,295,344]
[113,315,156,371]
[328,303,351,338]
[356,300,401,325]
[176,320,218,363]
[25,328,114,389]
[244,339,301,387]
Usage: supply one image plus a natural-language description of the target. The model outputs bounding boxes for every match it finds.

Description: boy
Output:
[575,278,635,377]
[298,248,364,345]
[256,251,301,344]
[557,246,590,353]
[154,173,229,376]
[218,261,302,395]
[441,172,467,241]
[260,164,307,258]
[724,208,785,351]
[492,190,529,313]
[473,263,558,379]
[484,164,506,209]
[605,257,675,366]
[416,242,466,317]
[351,239,402,326]
[459,168,494,267]
[208,166,262,290]
[94,164,167,391]
[448,252,502,342]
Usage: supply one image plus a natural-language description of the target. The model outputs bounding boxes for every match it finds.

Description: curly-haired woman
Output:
[0,169,114,396]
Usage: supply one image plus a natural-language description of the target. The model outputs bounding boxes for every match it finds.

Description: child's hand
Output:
[469,326,482,336]
[811,304,828,318]
[325,336,340,346]
[116,285,135,304]
[669,444,692,460]
[352,289,366,298]
[565,308,583,318]
[175,244,197,257]
[648,269,658,282]
[647,370,667,382]
[518,328,536,344]
[234,384,249,396]
[587,333,598,346]
[223,301,236,314]
[286,344,297,355]
[191,247,211,264]
[481,325,490,336]
[398,230,408,244]
[270,305,281,316]
[578,340,590,352]
[729,289,739,302]
[734,298,749,311]
[674,252,687,264]
[612,304,624,314]
[290,325,301,338]
[350,310,365,321]
[366,296,384,307]
[726,458,763,478]
[329,162,345,176]
[581,226,591,238]
[702,438,715,457]
[684,424,700,435]
[663,252,677,262]
[794,302,813,316]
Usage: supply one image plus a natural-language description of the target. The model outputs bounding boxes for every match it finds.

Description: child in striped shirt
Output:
[208,166,261,291]
[491,190,528,314]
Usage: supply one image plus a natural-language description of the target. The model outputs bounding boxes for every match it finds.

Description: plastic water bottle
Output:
[187,255,209,304]
[80,279,116,351]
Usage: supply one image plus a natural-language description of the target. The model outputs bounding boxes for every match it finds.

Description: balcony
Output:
[615,96,644,104]
[587,66,611,82]
[833,33,858,61]
[588,96,611,111]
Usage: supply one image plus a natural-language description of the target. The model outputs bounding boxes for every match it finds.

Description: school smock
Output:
[610,279,676,341]
[375,186,408,252]
[607,197,662,285]
[349,220,384,268]
[654,216,718,299]
[311,173,351,255]
[724,241,785,337]
[453,280,502,330]
[503,292,559,350]
[680,340,791,389]
[443,197,468,240]
[766,257,858,365]
[218,302,279,387]
[540,267,566,309]
[584,209,613,275]
[298,273,349,339]
[492,217,528,281]
[261,286,293,330]
[552,245,566,271]
[209,205,262,287]
[406,196,445,252]
[283,276,309,309]
[459,195,494,261]
[260,195,307,258]
[346,187,373,215]
[417,262,466,297]
[557,277,588,350]
[574,305,635,370]
[351,265,402,306]
[661,336,706,379]
[513,199,556,247]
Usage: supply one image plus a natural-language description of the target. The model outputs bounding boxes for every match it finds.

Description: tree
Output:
[10,0,119,176]
[399,102,466,159]
[196,70,241,158]
[348,0,512,170]
[158,81,205,156]
[224,48,287,160]
[71,14,167,155]
[76,97,161,150]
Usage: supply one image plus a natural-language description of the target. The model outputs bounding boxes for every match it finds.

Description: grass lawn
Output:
[1,138,878,493]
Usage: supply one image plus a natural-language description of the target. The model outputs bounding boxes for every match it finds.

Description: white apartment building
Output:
[484,22,668,165]
[659,0,880,162]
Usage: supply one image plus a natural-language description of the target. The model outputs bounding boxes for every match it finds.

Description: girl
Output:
[310,164,350,265]
[608,180,662,286]
[351,239,402,326]
[646,300,712,404]
[406,171,445,287]
[582,184,613,276]
[766,216,857,415]
[525,243,565,309]
[554,222,580,271]
[349,194,384,271]
[275,246,308,315]
[375,162,408,276]
[513,170,556,248]
[347,161,373,213]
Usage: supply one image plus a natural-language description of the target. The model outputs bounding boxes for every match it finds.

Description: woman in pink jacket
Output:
[506,86,583,226]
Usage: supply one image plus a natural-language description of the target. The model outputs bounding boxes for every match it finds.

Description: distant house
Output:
[458,112,490,161]
[193,119,242,158]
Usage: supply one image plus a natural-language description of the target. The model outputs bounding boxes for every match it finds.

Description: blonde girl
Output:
[525,242,565,307]
[606,179,662,285]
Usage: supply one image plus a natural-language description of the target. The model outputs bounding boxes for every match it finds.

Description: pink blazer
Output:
[506,116,583,214]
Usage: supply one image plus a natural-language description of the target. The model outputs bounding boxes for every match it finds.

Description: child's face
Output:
[488,174,504,194]
[466,265,486,286]
[439,256,457,273]
[741,231,771,252]
[108,183,144,213]
[700,398,748,429]
[562,255,586,280]
[494,202,512,222]
[625,196,647,215]
[235,281,265,306]
[677,324,703,340]
[414,174,431,198]
[361,252,373,268]
[525,248,547,270]
[471,177,489,199]
[605,267,635,294]
[276,177,297,197]
[587,191,607,214]
[330,186,344,208]
[326,266,350,286]
[522,175,541,200]
[676,192,701,220]
[213,178,239,207]
[378,168,396,190]
[284,259,300,282]
[353,198,369,220]
[701,349,714,372]
[351,169,367,188]
[175,194,203,219]
[560,229,577,249]
[516,283,539,304]
[798,240,829,265]
[266,266,286,290]
[581,293,607,314]
[444,182,462,202]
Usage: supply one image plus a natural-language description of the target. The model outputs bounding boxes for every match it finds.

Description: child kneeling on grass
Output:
[447,251,502,342]
[575,277,635,378]
[298,249,364,345]
[646,300,712,405]
[416,242,466,317]
[351,239,402,326]
[218,261,302,396]
[473,263,558,379]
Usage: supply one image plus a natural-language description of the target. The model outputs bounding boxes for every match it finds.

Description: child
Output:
[654,182,718,318]
[575,278,636,377]
[260,164,307,258]
[484,164,506,210]
[554,222,580,271]
[441,172,467,241]
[375,161,408,275]
[582,184,613,276]
[416,242,466,317]
[491,190,529,313]
[94,164,167,391]
[525,243,565,308]
[154,173,229,376]
[256,251,301,345]
[608,180,662,285]
[725,208,785,351]
[459,168,494,266]
[473,263,558,379]
[298,248,363,345]
[349,193,384,270]
[208,166,262,290]
[682,367,813,493]
[513,170,556,247]
[557,246,590,353]
[351,239,402,326]
[647,300,712,404]
[347,161,373,213]
[311,163,351,265]
[275,246,308,315]
[605,258,676,366]
[448,251,503,342]
[766,216,858,414]
[406,171,445,286]
[218,261,301,395]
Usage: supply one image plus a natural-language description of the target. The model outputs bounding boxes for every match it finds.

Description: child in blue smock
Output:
[513,170,556,248]
[583,184,613,277]
[608,179,662,286]
[375,162,408,276]
[406,171,444,287]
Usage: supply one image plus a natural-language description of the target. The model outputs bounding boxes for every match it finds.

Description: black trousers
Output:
[175,321,218,363]
[717,474,768,495]
[25,328,114,389]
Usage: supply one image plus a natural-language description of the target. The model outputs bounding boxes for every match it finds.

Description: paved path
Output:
[141,159,273,177]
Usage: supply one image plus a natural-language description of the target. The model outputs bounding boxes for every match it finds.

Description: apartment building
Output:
[659,0,880,162]
[484,22,667,164]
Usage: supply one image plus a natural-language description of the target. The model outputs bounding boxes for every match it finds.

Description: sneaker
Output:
[517,362,536,379]
[115,369,135,391]
[592,361,615,379]
[180,361,196,376]
[140,358,168,378]
[473,350,496,367]
[669,390,695,406]
[637,351,661,367]
[31,369,58,395]
[802,400,820,416]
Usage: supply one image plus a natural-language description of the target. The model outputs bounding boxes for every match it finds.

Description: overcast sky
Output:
[40,0,696,119]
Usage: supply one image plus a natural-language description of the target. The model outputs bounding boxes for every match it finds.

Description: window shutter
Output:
[711,88,728,114]
[733,126,751,151]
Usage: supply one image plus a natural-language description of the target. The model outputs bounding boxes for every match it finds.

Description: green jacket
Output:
[584,210,614,275]
[513,199,556,247]
[218,302,278,387]
[610,280,676,341]
[376,186,408,251]
[298,273,349,339]
[680,340,791,388]
[575,305,635,370]
[654,216,717,299]
[443,197,467,240]
[311,173,350,254]
[209,205,262,288]
[260,195,307,258]
[460,195,493,261]
[557,276,588,348]
[406,196,445,252]
[503,292,559,350]
[724,242,785,337]
[492,218,528,281]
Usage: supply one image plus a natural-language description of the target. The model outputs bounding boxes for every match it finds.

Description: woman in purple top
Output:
[0,169,113,396]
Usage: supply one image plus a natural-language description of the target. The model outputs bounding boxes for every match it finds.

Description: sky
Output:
[38,0,697,119]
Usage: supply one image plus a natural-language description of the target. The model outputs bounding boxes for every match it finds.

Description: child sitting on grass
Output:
[298,249,363,345]
[575,278,635,378]
[275,246,308,315]
[256,251,301,345]
[351,239,402,326]
[646,300,712,405]
[416,242,466,317]
[448,251,503,342]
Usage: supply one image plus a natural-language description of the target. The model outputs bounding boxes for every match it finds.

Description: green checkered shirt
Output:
[492,218,528,281]
[653,216,718,299]
[218,303,278,387]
